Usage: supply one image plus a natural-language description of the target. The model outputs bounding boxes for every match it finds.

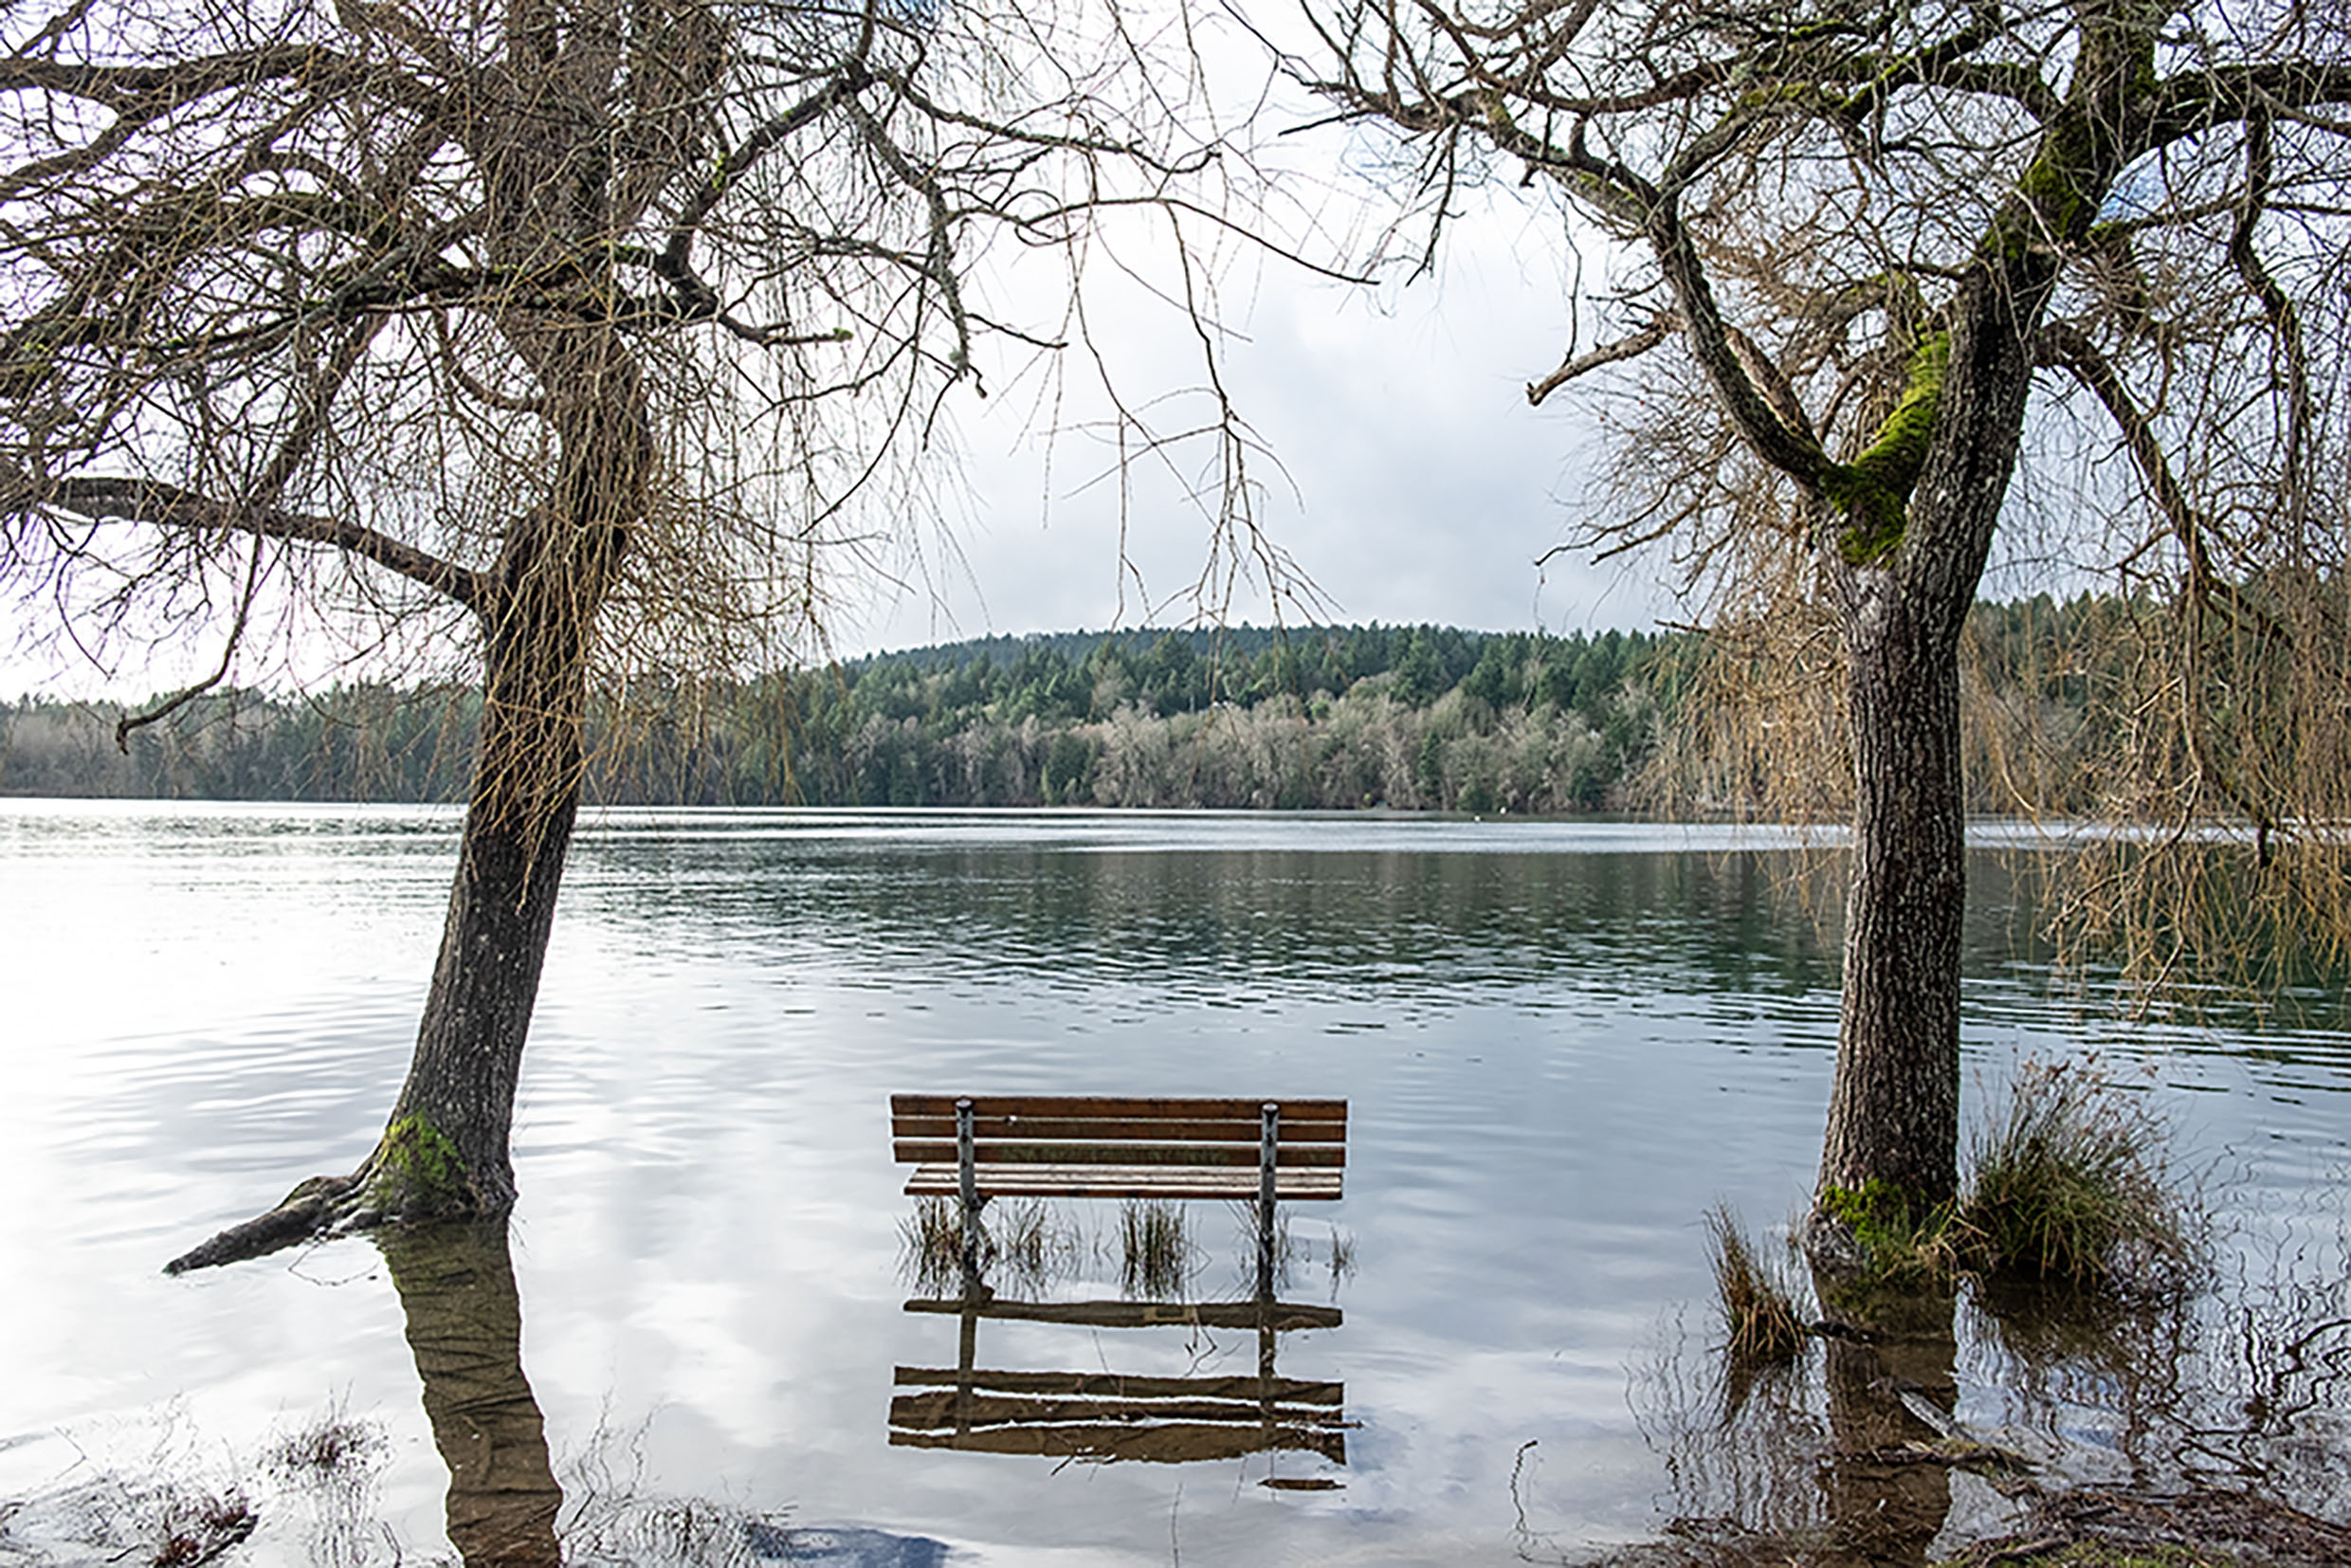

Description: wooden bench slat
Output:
[889,1391,1348,1431]
[892,1094,1345,1123]
[891,1114,1348,1144]
[902,1296,1344,1331]
[893,1140,1344,1169]
[886,1421,1346,1465]
[905,1164,1343,1201]
[891,1367,1343,1404]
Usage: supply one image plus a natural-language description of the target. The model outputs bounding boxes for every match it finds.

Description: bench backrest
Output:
[890,1095,1347,1175]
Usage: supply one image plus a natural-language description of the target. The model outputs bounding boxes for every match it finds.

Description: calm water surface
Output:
[2,802,2346,1565]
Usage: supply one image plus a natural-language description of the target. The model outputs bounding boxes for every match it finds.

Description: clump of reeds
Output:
[1119,1198,1193,1299]
[1704,1203,1811,1363]
[899,1197,1079,1297]
[898,1196,990,1296]
[1955,1057,2201,1294]
[1324,1226,1358,1287]
[1811,1057,2204,1297]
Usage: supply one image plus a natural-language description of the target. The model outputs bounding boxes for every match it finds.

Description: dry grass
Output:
[1704,1204,1811,1363]
[264,1408,383,1480]
[1119,1198,1194,1299]
[1955,1058,2202,1295]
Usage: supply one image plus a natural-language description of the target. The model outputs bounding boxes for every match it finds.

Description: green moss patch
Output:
[374,1113,471,1215]
[1827,331,1948,564]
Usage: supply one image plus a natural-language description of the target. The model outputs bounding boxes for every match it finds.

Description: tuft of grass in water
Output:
[1233,1211,1357,1296]
[1325,1226,1358,1287]
[898,1197,1077,1297]
[899,1196,990,1296]
[1119,1198,1193,1299]
[1704,1204,1810,1363]
[264,1406,383,1479]
[1954,1057,2201,1294]
[1813,1058,2203,1297]
[986,1199,1076,1298]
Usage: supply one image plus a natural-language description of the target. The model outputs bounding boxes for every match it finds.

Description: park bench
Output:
[887,1093,1352,1472]
[889,1093,1347,1291]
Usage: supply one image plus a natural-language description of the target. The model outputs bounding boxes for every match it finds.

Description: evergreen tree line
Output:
[0,625,1663,811]
[0,603,2124,813]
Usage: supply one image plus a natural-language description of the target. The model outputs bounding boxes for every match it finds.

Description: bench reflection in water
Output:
[890,1296,1348,1465]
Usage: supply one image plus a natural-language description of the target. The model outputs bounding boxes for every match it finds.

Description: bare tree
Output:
[1296,0,2351,1238]
[0,0,1250,1267]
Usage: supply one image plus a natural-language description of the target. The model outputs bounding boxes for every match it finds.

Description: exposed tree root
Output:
[164,1143,492,1274]
[164,1174,371,1274]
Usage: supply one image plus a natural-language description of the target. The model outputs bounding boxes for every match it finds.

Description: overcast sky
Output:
[841,193,1678,658]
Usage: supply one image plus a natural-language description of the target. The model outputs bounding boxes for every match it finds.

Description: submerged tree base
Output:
[1795,1059,2204,1299]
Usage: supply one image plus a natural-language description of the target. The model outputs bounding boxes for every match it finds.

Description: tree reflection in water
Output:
[1626,1250,2351,1566]
[1630,1281,1971,1568]
[378,1218,957,1568]
[378,1219,564,1568]
[1814,1282,1963,1566]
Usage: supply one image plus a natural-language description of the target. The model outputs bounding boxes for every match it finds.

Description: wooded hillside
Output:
[0,602,2120,813]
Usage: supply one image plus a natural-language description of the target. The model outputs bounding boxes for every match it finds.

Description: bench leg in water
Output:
[1257,1102,1280,1300]
[957,1098,988,1296]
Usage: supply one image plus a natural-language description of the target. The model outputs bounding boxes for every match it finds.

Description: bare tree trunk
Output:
[164,599,595,1269]
[1818,582,1967,1213]
[376,600,592,1215]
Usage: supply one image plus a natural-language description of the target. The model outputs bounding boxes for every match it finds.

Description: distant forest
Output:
[0,602,2105,813]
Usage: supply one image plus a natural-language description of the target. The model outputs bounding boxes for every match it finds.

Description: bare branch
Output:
[2225,113,2312,538]
[1526,312,1676,404]
[32,478,489,612]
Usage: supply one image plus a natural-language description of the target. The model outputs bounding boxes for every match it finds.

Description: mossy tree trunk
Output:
[1302,0,2351,1260]
[12,0,1238,1281]
[359,311,644,1219]
[1813,269,2050,1220]
[164,522,621,1270]
[367,596,595,1220]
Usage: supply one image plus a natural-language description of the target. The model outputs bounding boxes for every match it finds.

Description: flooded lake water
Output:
[2,801,2346,1566]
